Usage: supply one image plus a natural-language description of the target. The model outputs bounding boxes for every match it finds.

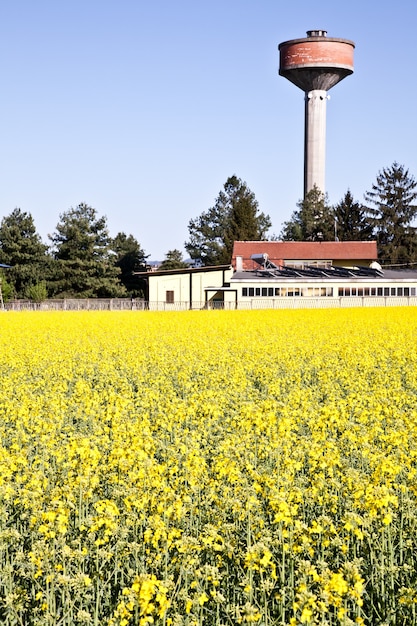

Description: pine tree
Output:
[185,175,271,265]
[49,203,125,297]
[0,208,49,298]
[364,162,417,265]
[159,249,190,270]
[112,232,148,296]
[280,186,335,241]
[333,190,374,241]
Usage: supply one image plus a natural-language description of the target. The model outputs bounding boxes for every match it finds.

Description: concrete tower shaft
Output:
[278,30,354,198]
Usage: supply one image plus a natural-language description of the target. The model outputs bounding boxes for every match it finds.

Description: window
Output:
[166,291,174,304]
[384,288,389,296]
[275,287,281,296]
[242,287,248,297]
[377,288,383,296]
[249,288,254,297]
[397,287,403,296]
[286,260,331,270]
[268,288,274,297]
[255,288,261,297]
[261,287,267,297]
[287,287,301,297]
[405,287,410,296]
[391,287,396,296]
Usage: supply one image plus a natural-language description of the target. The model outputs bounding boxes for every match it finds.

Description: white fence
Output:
[4,299,141,311]
[3,296,417,312]
[236,296,417,310]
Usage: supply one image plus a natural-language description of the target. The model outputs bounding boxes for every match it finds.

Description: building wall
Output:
[232,278,417,302]
[148,268,233,308]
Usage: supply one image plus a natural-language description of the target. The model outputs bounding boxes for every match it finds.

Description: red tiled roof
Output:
[232,241,378,270]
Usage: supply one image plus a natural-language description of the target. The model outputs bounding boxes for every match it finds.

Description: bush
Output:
[0,276,13,302]
[27,281,48,303]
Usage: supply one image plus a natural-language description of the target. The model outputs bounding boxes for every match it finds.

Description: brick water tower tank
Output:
[279,30,355,198]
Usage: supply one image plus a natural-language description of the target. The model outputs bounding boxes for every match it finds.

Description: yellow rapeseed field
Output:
[1,308,417,626]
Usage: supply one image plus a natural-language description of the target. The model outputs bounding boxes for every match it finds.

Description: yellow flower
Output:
[198,592,209,606]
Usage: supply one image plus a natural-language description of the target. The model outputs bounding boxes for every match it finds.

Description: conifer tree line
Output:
[0,204,149,301]
[0,163,416,300]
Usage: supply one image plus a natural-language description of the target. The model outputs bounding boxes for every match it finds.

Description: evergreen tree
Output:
[112,232,148,296]
[280,186,335,241]
[364,162,417,265]
[0,208,49,298]
[49,203,125,297]
[333,190,374,241]
[186,204,228,266]
[159,249,190,270]
[185,175,271,266]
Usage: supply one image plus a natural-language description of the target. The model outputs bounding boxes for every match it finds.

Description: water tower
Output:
[278,30,354,198]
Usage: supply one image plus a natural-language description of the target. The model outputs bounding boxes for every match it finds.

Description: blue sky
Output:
[0,0,416,260]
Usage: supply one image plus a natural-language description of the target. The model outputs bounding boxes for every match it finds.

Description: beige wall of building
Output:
[147,267,233,309]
